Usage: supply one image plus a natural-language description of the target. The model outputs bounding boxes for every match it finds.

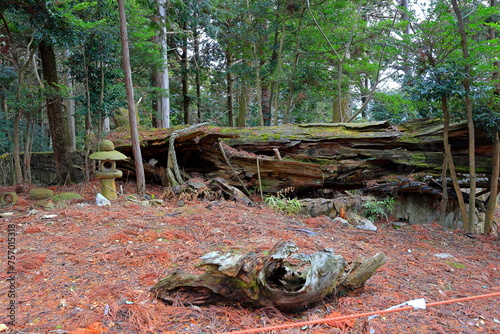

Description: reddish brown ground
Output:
[1,180,499,334]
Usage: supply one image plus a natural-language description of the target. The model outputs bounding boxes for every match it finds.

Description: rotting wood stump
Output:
[150,241,387,312]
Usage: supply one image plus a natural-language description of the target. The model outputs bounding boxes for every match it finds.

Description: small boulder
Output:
[332,217,350,226]
[34,200,55,209]
[30,188,54,200]
[356,219,378,231]
[52,192,83,202]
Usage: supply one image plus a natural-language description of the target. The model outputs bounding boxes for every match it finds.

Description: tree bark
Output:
[451,0,476,233]
[63,49,76,150]
[441,95,468,227]
[157,0,171,128]
[181,21,190,124]
[39,39,72,184]
[226,51,234,127]
[484,132,499,233]
[484,0,500,234]
[194,27,202,123]
[117,0,146,197]
[236,85,249,127]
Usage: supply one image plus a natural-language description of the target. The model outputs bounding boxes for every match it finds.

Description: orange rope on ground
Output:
[220,291,500,334]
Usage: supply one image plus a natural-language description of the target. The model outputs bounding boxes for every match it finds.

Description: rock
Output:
[186,179,207,190]
[34,200,55,209]
[434,253,454,259]
[392,222,410,228]
[299,198,336,218]
[29,188,54,200]
[332,217,350,226]
[52,192,83,202]
[356,219,378,231]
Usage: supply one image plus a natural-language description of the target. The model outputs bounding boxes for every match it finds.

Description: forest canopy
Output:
[1,0,499,154]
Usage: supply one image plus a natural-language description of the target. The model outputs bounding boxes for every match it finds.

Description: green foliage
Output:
[370,91,419,124]
[265,193,302,216]
[361,197,395,221]
[1,0,500,161]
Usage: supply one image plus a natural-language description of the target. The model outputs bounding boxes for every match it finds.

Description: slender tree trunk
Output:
[261,84,270,125]
[23,118,33,184]
[99,61,109,135]
[63,50,76,150]
[194,28,202,123]
[12,111,23,184]
[271,27,286,126]
[284,10,305,124]
[484,0,499,234]
[451,0,476,233]
[245,0,263,126]
[226,51,234,127]
[441,95,469,227]
[181,22,190,124]
[118,0,146,196]
[484,132,499,233]
[83,50,92,149]
[39,39,72,184]
[236,85,249,127]
[157,0,171,128]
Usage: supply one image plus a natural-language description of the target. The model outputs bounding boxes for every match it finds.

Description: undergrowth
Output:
[265,188,302,215]
[362,197,395,221]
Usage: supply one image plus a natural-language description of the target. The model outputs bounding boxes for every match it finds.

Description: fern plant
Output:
[265,193,302,216]
[361,197,395,221]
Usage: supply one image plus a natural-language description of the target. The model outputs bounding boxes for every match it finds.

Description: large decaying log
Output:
[108,118,497,194]
[151,241,386,312]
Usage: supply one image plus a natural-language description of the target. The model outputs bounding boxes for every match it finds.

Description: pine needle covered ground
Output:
[1,180,499,333]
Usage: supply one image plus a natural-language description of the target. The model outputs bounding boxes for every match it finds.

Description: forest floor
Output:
[1,180,499,334]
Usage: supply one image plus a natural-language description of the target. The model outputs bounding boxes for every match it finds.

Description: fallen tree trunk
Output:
[107,118,496,194]
[150,241,386,312]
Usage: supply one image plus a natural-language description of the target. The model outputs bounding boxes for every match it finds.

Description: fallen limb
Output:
[151,241,386,312]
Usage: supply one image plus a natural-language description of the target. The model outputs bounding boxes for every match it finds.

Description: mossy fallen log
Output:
[108,118,496,193]
[150,241,386,312]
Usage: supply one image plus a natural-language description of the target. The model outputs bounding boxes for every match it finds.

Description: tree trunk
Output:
[39,39,72,184]
[236,84,249,127]
[441,95,468,227]
[451,0,476,233]
[484,131,499,233]
[63,49,76,150]
[12,111,23,184]
[261,83,271,125]
[194,28,202,123]
[117,0,146,197]
[284,10,305,124]
[156,0,171,128]
[182,22,190,124]
[226,51,234,127]
[484,0,499,234]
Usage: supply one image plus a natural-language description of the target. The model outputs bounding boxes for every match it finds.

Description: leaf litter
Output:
[0,179,499,333]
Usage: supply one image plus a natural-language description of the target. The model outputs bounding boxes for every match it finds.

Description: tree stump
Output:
[151,241,386,312]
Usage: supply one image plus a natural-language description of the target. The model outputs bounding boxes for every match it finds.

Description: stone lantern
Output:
[89,140,127,200]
